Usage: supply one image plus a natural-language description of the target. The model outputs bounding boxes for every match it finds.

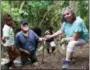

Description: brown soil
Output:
[11,45,89,70]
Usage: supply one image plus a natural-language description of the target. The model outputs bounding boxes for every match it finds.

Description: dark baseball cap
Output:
[21,19,28,25]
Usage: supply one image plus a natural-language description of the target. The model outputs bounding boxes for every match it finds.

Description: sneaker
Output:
[30,57,37,64]
[33,62,39,66]
[62,57,73,62]
[7,61,14,67]
[62,60,71,69]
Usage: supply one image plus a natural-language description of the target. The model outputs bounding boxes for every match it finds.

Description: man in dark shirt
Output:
[15,20,45,65]
[32,24,42,50]
[32,24,42,37]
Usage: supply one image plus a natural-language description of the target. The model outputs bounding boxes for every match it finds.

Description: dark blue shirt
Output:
[15,30,39,52]
[32,27,42,37]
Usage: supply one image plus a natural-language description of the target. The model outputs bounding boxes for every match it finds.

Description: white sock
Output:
[65,58,71,61]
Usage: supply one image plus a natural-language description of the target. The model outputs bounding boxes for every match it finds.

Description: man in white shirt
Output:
[2,13,19,69]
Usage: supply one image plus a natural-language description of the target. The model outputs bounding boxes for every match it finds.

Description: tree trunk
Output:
[19,1,26,13]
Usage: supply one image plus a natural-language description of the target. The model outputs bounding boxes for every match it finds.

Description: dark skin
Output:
[2,16,13,43]
[19,48,30,55]
[2,15,17,52]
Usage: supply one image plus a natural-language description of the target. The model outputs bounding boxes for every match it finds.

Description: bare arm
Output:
[52,30,63,38]
[39,37,46,41]
[19,48,30,55]
[70,32,80,41]
[63,32,81,41]
[38,30,64,41]
[1,36,6,43]
[45,30,64,39]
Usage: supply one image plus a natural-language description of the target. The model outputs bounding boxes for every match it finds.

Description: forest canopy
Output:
[1,0,89,34]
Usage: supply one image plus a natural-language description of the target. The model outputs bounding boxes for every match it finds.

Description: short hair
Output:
[3,13,12,20]
[3,13,12,24]
[61,7,76,23]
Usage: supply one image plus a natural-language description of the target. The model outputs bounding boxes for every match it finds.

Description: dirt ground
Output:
[10,44,89,70]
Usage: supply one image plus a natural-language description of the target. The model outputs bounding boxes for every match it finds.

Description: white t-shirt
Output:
[2,24,15,46]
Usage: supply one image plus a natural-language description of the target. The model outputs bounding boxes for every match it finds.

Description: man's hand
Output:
[1,36,6,43]
[19,48,30,55]
[39,37,46,41]
[24,50,30,55]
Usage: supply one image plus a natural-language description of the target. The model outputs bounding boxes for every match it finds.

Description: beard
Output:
[22,26,29,33]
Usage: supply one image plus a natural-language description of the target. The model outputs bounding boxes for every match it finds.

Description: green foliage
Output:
[76,0,89,29]
[1,0,89,33]
[27,1,51,24]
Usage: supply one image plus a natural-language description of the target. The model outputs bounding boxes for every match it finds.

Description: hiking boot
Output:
[1,64,9,70]
[30,56,37,64]
[21,60,31,66]
[62,60,71,70]
[7,61,14,67]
